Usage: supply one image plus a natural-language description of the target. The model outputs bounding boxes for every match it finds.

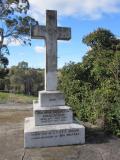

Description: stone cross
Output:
[31,10,71,91]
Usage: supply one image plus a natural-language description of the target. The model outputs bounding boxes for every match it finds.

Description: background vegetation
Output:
[0,0,37,81]
[0,61,44,95]
[58,28,120,136]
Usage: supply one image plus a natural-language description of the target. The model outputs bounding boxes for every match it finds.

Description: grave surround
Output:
[24,10,85,148]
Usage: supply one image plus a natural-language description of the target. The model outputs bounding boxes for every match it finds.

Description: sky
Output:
[6,0,120,68]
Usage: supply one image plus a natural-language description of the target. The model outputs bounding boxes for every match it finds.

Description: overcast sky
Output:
[7,0,120,68]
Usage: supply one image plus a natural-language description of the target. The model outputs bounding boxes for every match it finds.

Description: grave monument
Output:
[24,10,85,148]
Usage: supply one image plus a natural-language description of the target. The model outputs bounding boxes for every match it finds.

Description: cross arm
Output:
[31,25,46,39]
[57,27,71,40]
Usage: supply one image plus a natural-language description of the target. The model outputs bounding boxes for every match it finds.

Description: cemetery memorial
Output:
[24,10,85,148]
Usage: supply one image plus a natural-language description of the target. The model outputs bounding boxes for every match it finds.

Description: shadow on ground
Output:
[86,127,113,144]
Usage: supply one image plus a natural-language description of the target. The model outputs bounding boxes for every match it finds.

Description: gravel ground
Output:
[0,104,120,160]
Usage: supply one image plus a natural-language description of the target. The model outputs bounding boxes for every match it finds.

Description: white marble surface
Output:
[33,106,73,126]
[24,117,85,148]
[38,91,65,107]
[45,71,57,91]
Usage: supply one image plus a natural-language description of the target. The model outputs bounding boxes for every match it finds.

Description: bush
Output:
[58,58,120,136]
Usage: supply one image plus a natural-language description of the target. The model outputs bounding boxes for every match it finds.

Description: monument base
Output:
[33,105,73,126]
[24,117,85,148]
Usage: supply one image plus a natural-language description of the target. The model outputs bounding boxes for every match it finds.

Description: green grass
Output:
[0,92,37,104]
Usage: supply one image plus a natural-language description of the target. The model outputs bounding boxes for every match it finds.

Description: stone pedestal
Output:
[38,91,65,107]
[24,91,85,148]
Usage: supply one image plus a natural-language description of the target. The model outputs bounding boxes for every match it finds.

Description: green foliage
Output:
[0,0,29,17]
[82,28,117,50]
[0,45,9,79]
[0,0,37,79]
[1,61,44,96]
[59,28,120,136]
[0,0,37,51]
[7,61,44,95]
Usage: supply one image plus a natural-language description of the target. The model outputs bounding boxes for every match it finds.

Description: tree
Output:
[18,61,28,69]
[83,28,120,83]
[59,28,120,136]
[0,28,9,87]
[8,61,44,95]
[0,0,38,80]
[0,0,30,44]
[82,28,119,50]
[0,28,9,76]
[0,0,38,47]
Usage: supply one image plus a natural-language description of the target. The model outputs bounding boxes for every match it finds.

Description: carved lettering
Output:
[31,129,80,140]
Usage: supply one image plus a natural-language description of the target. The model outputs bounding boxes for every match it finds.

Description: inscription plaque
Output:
[31,129,80,140]
[38,91,65,107]
[34,108,73,125]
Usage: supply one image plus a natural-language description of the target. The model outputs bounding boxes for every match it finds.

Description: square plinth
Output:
[38,91,65,107]
[33,105,73,126]
[24,117,85,148]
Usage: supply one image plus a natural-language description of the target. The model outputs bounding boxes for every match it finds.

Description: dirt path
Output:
[0,104,120,160]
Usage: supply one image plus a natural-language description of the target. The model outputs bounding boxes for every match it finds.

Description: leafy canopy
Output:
[82,28,120,51]
[0,0,37,76]
[59,28,120,136]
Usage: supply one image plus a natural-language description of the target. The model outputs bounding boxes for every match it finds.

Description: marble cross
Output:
[31,10,71,91]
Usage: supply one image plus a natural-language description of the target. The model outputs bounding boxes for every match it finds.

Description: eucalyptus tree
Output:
[0,0,38,77]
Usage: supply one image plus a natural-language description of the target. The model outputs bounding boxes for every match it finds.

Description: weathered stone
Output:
[38,90,65,107]
[24,117,85,148]
[31,10,71,91]
[33,106,73,126]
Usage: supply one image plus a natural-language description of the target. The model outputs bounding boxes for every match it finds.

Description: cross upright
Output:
[31,10,71,91]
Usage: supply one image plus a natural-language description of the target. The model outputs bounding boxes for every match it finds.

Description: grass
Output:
[0,92,37,104]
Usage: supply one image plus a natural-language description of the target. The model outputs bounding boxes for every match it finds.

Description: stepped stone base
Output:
[24,90,85,148]
[33,105,73,126]
[24,117,85,148]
